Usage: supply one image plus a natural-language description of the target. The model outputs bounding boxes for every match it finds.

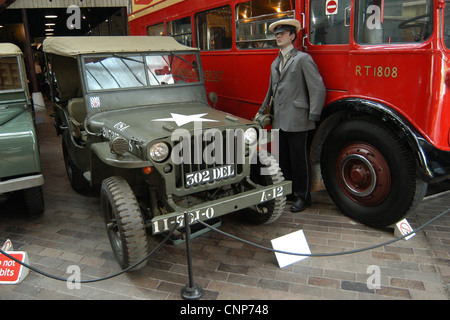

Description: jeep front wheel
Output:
[244,152,287,225]
[101,176,149,270]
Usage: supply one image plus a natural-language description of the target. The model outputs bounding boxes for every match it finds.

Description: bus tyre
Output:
[244,152,287,225]
[321,118,427,228]
[101,176,149,270]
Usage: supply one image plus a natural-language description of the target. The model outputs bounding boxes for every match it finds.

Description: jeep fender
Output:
[89,142,152,185]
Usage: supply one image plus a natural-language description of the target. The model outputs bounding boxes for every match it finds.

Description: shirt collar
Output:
[280,44,294,58]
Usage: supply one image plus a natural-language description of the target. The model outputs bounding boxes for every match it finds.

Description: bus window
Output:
[235,0,294,49]
[355,0,432,44]
[309,0,351,45]
[147,23,165,36]
[168,17,193,47]
[444,1,450,49]
[195,6,232,50]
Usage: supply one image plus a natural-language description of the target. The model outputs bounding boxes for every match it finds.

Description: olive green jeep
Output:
[43,36,291,270]
[0,43,44,215]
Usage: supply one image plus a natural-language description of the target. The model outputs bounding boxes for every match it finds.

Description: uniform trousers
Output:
[278,129,311,202]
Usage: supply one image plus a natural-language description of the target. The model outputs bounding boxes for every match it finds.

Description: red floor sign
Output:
[0,251,29,284]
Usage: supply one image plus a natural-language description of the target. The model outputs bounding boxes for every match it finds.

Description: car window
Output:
[83,52,201,91]
[85,55,147,90]
[0,57,22,91]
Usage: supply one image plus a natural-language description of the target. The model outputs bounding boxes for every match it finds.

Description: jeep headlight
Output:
[149,142,170,162]
[244,128,257,145]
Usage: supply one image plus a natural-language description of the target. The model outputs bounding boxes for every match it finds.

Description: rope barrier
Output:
[0,222,178,283]
[0,206,448,291]
[196,207,450,257]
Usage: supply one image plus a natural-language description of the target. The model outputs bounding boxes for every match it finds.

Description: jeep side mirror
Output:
[209,91,218,109]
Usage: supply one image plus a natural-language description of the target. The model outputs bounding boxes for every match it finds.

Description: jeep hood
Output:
[88,103,254,142]
[0,108,24,126]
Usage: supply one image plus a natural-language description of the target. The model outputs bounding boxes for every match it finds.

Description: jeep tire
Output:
[244,152,286,225]
[62,139,85,192]
[23,186,44,216]
[101,176,149,270]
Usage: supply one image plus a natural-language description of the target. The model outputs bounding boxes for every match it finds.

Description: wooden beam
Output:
[21,8,39,93]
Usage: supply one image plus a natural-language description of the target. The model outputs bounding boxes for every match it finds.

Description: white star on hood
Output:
[152,113,218,126]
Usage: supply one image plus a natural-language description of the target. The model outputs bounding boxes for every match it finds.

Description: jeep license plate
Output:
[185,164,235,187]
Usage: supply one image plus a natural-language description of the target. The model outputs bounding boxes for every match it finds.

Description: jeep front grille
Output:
[173,131,244,189]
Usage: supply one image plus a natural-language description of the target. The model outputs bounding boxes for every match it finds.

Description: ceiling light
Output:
[45,29,54,32]
[45,23,56,26]
[45,15,58,18]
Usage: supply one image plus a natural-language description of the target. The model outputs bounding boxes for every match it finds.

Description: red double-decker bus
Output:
[128,0,450,228]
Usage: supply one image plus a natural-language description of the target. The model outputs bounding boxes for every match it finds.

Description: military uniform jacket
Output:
[258,48,326,132]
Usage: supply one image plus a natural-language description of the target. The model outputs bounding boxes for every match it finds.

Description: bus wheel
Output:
[321,119,427,228]
[243,152,287,225]
[101,176,149,270]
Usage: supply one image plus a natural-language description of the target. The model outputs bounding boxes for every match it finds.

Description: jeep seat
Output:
[67,98,87,140]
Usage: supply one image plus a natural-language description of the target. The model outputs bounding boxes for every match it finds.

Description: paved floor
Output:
[0,104,449,301]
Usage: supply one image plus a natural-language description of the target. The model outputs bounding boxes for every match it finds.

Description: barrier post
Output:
[180,212,203,300]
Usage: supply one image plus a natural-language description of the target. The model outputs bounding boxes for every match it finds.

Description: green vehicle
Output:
[43,36,291,270]
[0,43,44,215]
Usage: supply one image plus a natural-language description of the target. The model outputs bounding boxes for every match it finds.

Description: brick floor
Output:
[0,105,449,301]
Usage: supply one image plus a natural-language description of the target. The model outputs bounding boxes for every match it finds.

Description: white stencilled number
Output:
[202,170,210,183]
[275,186,283,197]
[205,207,214,219]
[186,170,210,186]
[260,186,284,202]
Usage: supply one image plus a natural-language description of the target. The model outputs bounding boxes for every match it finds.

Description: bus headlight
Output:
[244,128,257,145]
[149,142,170,162]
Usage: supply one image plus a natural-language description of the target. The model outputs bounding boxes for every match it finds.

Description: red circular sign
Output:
[327,0,338,14]
[400,222,412,235]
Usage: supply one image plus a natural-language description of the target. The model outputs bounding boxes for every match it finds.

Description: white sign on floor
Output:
[271,230,311,268]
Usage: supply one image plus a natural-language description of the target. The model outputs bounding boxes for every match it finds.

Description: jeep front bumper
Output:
[150,180,292,235]
[0,174,44,194]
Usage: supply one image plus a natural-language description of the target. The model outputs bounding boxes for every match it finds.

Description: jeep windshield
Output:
[0,56,23,91]
[83,52,201,91]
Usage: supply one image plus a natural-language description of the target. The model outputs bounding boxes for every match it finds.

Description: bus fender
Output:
[311,98,433,189]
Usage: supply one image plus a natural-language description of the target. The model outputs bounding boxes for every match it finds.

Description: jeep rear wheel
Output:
[101,176,148,270]
[244,152,287,225]
[62,139,85,192]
